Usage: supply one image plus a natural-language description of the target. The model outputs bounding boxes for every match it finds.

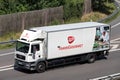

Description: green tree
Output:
[92,0,114,14]
[0,0,84,20]
[64,0,83,20]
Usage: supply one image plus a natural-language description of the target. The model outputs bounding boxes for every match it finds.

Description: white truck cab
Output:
[15,30,46,71]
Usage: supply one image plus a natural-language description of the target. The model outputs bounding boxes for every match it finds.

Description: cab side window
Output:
[104,26,109,31]
[31,44,40,53]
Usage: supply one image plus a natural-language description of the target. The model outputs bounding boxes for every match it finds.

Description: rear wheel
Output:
[36,62,45,73]
[87,54,96,63]
[103,51,109,59]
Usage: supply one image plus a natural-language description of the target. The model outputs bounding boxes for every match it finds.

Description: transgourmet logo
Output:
[68,36,75,44]
[58,36,83,50]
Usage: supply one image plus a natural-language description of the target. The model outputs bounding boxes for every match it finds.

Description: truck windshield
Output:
[16,41,29,53]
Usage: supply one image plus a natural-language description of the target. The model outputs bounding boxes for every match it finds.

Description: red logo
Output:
[24,33,29,38]
[68,36,75,44]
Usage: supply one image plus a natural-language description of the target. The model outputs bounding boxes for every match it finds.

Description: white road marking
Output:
[89,73,120,80]
[0,67,13,72]
[110,44,119,49]
[111,37,120,42]
[111,41,120,43]
[0,64,14,72]
[111,22,120,28]
[0,64,13,69]
[0,52,14,57]
[110,48,120,52]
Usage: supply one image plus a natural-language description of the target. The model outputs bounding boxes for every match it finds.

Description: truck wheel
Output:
[87,54,96,63]
[103,51,109,59]
[36,62,45,73]
[14,64,18,70]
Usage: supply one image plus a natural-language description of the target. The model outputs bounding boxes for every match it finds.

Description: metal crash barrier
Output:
[0,40,16,44]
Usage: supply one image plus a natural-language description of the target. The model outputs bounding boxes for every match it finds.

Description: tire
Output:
[103,51,109,59]
[14,64,18,70]
[36,62,46,73]
[87,54,96,63]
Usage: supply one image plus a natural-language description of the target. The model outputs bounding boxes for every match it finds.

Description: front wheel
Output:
[36,62,46,73]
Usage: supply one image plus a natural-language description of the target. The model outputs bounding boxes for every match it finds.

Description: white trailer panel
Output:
[47,27,96,59]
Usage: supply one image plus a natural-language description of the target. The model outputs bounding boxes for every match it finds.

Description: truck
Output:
[14,22,110,73]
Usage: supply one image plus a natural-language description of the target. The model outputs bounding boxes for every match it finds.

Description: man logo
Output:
[68,36,75,44]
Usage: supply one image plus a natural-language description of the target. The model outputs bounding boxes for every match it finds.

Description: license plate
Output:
[18,61,23,65]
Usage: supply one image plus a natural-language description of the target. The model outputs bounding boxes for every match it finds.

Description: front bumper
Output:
[14,59,36,71]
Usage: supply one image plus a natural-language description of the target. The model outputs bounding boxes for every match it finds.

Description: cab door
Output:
[31,44,41,60]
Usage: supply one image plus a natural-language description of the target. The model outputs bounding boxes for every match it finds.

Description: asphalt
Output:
[0,48,15,54]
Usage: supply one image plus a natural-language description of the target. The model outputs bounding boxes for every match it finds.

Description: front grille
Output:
[16,54,25,60]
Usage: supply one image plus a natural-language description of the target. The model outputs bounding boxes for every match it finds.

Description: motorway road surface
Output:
[0,17,120,80]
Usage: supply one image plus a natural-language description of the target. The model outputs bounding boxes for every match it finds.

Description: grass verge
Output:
[0,32,21,50]
[81,12,107,22]
[0,43,16,50]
